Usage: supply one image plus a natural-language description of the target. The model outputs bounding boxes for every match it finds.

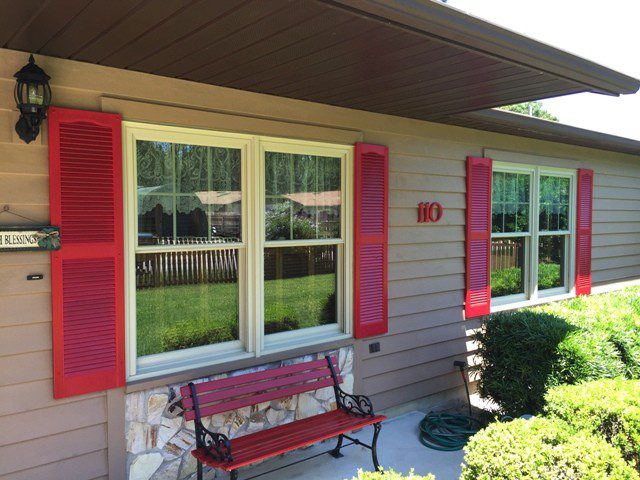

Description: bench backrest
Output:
[180,356,342,421]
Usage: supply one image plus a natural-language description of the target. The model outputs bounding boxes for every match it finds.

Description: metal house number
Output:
[417,202,443,223]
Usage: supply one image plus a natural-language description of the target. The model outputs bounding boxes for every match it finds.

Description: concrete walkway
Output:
[236,411,465,480]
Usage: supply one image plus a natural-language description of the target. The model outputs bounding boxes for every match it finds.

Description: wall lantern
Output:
[14,54,52,144]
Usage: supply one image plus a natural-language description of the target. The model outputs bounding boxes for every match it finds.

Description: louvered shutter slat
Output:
[354,143,389,339]
[49,107,125,399]
[465,157,492,318]
[575,169,594,296]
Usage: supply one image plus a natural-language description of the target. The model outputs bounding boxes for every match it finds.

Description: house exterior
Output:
[1,1,639,479]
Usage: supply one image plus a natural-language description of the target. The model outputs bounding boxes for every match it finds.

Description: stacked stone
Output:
[126,346,354,480]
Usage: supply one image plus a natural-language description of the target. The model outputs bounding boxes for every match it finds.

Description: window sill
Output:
[125,335,354,393]
[490,291,575,314]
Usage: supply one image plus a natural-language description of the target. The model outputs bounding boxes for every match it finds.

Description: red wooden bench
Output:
[180,355,386,480]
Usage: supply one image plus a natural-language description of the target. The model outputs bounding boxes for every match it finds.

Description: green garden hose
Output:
[418,412,482,451]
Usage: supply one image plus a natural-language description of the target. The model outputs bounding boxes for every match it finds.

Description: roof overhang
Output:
[2,0,638,122]
[443,109,640,156]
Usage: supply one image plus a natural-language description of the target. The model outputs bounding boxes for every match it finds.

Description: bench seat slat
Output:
[192,409,387,471]
[194,377,337,419]
[180,357,340,398]
[182,368,341,410]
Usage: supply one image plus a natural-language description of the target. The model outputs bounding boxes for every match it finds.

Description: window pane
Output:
[265,152,341,240]
[264,245,337,334]
[136,140,242,245]
[538,235,565,290]
[539,176,570,232]
[492,171,530,233]
[135,250,239,357]
[491,237,526,298]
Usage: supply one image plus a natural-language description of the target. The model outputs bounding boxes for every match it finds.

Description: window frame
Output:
[491,161,577,311]
[123,123,353,381]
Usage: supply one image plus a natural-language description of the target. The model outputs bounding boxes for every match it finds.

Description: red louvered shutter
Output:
[354,142,389,339]
[465,157,492,319]
[575,168,594,296]
[49,107,125,398]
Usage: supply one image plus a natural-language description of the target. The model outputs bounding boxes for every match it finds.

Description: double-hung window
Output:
[491,163,576,307]
[124,124,352,380]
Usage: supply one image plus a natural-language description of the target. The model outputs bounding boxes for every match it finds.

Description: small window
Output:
[491,164,575,306]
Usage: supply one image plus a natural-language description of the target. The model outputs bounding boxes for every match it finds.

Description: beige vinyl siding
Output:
[0,47,638,475]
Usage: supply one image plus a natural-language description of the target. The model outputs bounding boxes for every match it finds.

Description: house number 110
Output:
[417,202,443,223]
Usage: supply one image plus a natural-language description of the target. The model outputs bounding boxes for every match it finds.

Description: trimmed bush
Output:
[264,316,300,334]
[161,322,235,352]
[474,310,625,416]
[545,379,640,470]
[460,417,640,480]
[350,469,435,480]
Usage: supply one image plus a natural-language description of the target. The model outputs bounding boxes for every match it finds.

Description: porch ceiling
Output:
[2,0,638,121]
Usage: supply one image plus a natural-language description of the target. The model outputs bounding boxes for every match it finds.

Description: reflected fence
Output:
[491,239,520,270]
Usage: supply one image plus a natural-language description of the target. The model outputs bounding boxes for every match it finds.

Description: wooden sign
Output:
[0,226,61,252]
[418,202,444,223]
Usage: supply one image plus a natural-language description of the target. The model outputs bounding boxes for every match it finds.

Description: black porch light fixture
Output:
[14,54,52,144]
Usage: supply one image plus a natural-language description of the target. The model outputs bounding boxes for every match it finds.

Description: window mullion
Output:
[530,169,541,300]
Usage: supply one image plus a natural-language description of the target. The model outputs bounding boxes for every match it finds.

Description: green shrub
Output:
[349,469,435,480]
[264,316,300,334]
[320,292,337,325]
[160,322,235,352]
[490,267,523,297]
[460,417,639,480]
[545,379,640,470]
[474,310,625,416]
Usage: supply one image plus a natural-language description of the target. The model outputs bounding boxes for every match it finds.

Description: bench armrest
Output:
[335,387,375,417]
[196,423,233,463]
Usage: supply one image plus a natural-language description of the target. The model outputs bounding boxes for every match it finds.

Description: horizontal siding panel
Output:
[593,198,640,211]
[592,222,640,235]
[0,396,107,447]
[592,266,640,285]
[0,323,51,357]
[390,226,464,245]
[388,306,464,335]
[389,290,464,318]
[592,255,640,272]
[389,274,464,299]
[593,244,640,259]
[594,173,640,189]
[0,264,51,295]
[370,371,464,410]
[0,251,49,266]
[0,292,51,327]
[390,207,464,227]
[0,351,52,386]
[389,242,464,262]
[0,380,103,417]
[391,155,465,176]
[593,233,640,247]
[593,210,640,223]
[384,135,479,160]
[2,449,107,480]
[389,258,464,281]
[389,191,465,209]
[390,172,465,193]
[0,424,106,476]
[0,145,48,175]
[594,186,640,200]
[0,174,49,204]
[0,204,48,225]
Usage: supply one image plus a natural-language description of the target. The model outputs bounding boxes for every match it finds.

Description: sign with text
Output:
[418,202,444,223]
[0,226,61,252]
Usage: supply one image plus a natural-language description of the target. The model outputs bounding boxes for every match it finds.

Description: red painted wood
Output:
[192,409,387,470]
[354,142,389,339]
[575,168,594,296]
[49,107,125,398]
[465,156,493,319]
[182,357,341,420]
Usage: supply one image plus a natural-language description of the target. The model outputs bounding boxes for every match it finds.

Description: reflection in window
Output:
[492,171,530,233]
[136,141,241,245]
[491,237,526,298]
[265,152,341,240]
[264,246,337,334]
[538,235,565,290]
[539,176,570,232]
[135,250,239,357]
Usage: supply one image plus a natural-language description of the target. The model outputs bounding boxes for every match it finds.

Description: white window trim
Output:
[490,161,577,312]
[123,122,353,381]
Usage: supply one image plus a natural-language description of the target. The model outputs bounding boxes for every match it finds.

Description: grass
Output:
[137,273,335,356]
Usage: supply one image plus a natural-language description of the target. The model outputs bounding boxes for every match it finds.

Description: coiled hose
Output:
[418,412,482,451]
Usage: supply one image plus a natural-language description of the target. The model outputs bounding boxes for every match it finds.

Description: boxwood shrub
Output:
[460,417,640,480]
[351,469,435,480]
[545,379,640,470]
[474,310,625,416]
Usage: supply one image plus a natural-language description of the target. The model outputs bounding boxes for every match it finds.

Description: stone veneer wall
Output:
[125,346,354,480]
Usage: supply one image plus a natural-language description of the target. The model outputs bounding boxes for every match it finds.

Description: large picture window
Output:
[490,163,575,307]
[124,125,352,379]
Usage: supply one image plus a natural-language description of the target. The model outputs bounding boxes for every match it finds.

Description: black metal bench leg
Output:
[330,434,345,458]
[230,470,238,480]
[371,423,382,471]
[197,462,203,480]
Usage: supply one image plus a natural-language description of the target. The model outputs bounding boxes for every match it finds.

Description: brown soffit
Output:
[1,0,638,123]
[443,109,640,156]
